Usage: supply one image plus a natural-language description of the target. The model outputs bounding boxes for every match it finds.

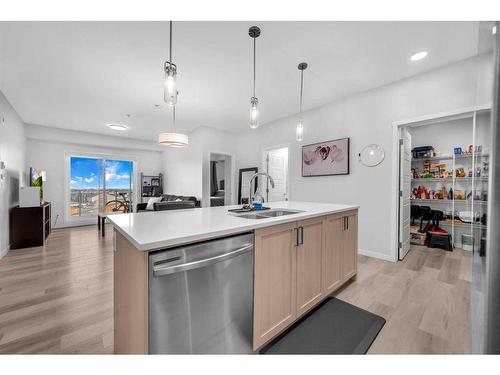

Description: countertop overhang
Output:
[107,201,359,252]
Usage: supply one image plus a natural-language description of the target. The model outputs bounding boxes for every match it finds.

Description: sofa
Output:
[137,194,201,212]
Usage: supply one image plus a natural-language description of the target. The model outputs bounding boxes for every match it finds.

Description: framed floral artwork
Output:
[302,137,350,177]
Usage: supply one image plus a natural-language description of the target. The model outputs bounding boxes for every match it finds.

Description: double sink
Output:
[232,209,304,220]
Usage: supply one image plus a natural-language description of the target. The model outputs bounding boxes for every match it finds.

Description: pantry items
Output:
[456,168,466,178]
[448,188,453,200]
[412,146,435,159]
[454,190,465,200]
[462,234,474,251]
[412,161,453,179]
[411,185,484,203]
[411,143,489,254]
[458,211,475,223]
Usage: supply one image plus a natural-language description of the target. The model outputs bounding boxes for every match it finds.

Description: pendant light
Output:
[296,62,308,141]
[164,21,178,106]
[249,26,261,129]
[159,21,188,148]
[159,106,189,147]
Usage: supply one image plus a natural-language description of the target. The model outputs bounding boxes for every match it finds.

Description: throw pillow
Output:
[146,197,162,210]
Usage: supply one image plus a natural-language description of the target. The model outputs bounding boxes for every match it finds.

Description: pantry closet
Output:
[398,107,491,259]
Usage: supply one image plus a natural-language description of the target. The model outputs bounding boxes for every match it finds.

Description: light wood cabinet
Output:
[342,211,358,281]
[296,217,324,317]
[322,214,344,294]
[253,209,358,351]
[253,222,297,350]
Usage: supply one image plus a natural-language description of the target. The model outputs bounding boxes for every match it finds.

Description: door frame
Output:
[64,151,138,226]
[205,150,236,207]
[261,144,290,202]
[390,104,491,262]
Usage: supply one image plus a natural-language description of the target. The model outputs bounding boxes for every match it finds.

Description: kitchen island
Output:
[108,201,359,354]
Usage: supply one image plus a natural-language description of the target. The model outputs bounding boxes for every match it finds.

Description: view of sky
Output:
[70,157,132,189]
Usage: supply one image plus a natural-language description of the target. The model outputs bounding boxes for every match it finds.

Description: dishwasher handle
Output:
[152,243,253,277]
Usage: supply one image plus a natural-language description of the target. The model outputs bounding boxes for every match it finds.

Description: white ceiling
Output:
[0,21,480,141]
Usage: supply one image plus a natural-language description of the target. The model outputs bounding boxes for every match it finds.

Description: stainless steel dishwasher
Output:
[149,233,254,354]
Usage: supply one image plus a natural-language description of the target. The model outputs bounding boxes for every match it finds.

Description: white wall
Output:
[162,128,204,198]
[162,126,238,207]
[233,54,493,261]
[25,125,163,227]
[0,91,26,258]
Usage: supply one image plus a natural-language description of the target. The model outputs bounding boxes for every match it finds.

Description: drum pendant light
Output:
[296,62,308,141]
[249,26,261,129]
[159,106,189,147]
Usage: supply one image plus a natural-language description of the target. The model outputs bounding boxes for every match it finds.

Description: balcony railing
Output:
[70,189,132,216]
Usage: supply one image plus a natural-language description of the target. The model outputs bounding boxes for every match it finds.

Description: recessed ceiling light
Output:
[107,124,128,131]
[410,51,428,62]
[493,26,497,35]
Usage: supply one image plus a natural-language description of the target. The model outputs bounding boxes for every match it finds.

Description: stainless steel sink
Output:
[232,209,304,220]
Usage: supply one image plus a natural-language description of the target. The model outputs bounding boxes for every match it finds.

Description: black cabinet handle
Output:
[294,227,299,246]
[299,226,304,245]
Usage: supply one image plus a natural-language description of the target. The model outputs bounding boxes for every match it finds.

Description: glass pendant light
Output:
[159,106,189,147]
[296,62,308,141]
[249,26,261,129]
[164,21,178,106]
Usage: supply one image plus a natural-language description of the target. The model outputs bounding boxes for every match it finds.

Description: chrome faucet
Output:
[248,172,275,206]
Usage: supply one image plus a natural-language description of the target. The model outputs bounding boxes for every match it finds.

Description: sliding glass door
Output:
[103,159,134,213]
[68,155,134,222]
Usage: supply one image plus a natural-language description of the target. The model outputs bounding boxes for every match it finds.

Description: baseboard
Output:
[358,248,396,262]
[0,245,9,260]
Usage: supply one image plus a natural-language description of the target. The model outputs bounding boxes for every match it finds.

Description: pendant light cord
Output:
[172,106,176,130]
[169,21,173,63]
[299,69,304,114]
[253,37,256,97]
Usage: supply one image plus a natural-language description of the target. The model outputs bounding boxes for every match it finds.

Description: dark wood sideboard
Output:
[10,202,51,249]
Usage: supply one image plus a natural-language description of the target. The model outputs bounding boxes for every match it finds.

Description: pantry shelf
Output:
[411,177,489,182]
[441,220,487,230]
[411,198,488,205]
[412,153,489,162]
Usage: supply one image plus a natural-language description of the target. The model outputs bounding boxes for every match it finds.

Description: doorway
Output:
[262,146,289,202]
[394,106,492,261]
[209,152,233,206]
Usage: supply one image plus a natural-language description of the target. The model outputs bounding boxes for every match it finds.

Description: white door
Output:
[263,147,288,202]
[399,127,412,260]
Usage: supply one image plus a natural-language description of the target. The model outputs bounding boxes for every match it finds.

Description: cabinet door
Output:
[342,212,358,281]
[296,217,324,317]
[322,214,344,295]
[253,222,297,350]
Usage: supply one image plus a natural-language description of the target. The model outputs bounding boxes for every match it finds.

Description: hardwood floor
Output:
[335,245,471,354]
[0,226,471,354]
[0,225,113,354]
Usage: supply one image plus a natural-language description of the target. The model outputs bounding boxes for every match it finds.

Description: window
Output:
[69,156,134,220]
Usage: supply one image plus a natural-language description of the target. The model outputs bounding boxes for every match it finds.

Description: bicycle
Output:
[105,192,132,213]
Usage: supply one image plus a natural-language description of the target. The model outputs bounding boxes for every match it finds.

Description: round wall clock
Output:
[358,144,385,167]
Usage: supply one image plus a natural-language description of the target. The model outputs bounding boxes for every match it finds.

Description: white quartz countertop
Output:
[107,201,358,252]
